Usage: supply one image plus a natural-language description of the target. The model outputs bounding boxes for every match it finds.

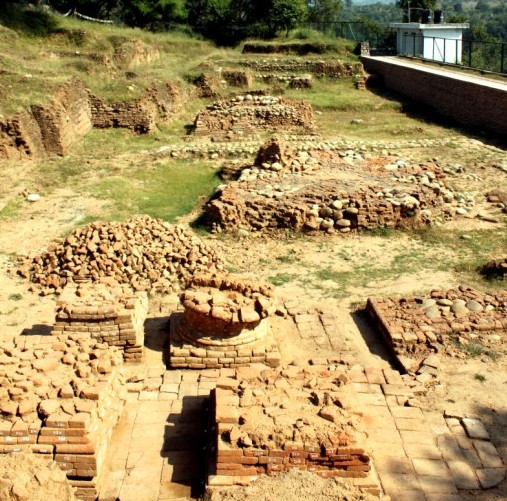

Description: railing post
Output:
[413,33,416,56]
[443,37,446,63]
[468,39,472,67]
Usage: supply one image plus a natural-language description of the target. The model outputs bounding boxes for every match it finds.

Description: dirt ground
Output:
[0,452,76,501]
[0,130,506,500]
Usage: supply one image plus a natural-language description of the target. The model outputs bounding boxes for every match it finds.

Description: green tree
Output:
[120,0,187,28]
[268,0,308,36]
[307,0,343,24]
[396,0,437,22]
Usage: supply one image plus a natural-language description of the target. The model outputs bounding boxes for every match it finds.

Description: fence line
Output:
[400,33,506,75]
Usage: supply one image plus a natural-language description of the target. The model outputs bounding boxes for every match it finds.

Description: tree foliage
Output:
[396,0,438,22]
[269,0,308,36]
[120,0,187,28]
[307,0,343,24]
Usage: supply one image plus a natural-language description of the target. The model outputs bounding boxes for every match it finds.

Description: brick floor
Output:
[97,307,505,501]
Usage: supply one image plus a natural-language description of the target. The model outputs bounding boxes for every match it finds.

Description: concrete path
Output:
[365,56,507,92]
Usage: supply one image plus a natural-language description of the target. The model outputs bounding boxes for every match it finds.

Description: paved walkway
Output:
[351,366,505,500]
[365,56,507,92]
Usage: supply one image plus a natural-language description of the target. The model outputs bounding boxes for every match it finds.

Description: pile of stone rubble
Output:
[18,216,222,294]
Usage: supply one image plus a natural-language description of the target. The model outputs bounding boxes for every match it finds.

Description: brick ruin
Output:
[169,273,281,369]
[209,365,375,491]
[0,78,183,160]
[205,138,466,235]
[31,77,93,156]
[90,81,183,133]
[193,95,314,141]
[367,286,507,371]
[0,333,126,501]
[52,282,148,363]
[18,216,221,295]
[0,77,92,160]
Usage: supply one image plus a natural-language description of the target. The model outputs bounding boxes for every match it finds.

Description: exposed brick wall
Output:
[0,79,183,160]
[0,110,45,160]
[31,76,93,156]
[362,57,507,136]
[89,82,182,133]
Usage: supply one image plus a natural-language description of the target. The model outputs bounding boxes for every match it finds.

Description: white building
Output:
[389,23,469,64]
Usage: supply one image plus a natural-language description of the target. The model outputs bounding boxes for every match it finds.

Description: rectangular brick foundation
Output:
[208,365,377,492]
[52,283,148,363]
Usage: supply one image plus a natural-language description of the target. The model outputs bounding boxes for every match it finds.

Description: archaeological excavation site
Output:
[0,7,506,501]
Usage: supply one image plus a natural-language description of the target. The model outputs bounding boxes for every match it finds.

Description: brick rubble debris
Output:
[366,286,507,372]
[0,452,77,501]
[0,334,126,501]
[17,215,222,295]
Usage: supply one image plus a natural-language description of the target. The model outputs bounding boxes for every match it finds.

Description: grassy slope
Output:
[0,8,505,290]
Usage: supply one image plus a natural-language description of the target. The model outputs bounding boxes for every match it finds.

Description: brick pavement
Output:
[97,299,505,501]
[350,367,506,500]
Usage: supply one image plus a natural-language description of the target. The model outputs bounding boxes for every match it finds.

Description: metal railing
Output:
[400,33,507,75]
[304,22,396,54]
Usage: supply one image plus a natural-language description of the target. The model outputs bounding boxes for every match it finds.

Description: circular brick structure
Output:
[169,274,280,369]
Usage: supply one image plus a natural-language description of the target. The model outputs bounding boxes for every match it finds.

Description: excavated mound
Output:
[205,468,377,501]
[0,452,76,501]
[193,94,314,141]
[206,139,465,234]
[18,216,222,294]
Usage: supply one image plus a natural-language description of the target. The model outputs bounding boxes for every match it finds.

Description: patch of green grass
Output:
[88,159,219,222]
[8,293,22,301]
[269,272,299,286]
[276,249,297,264]
[474,373,486,382]
[0,198,24,220]
[369,227,395,238]
[454,340,499,360]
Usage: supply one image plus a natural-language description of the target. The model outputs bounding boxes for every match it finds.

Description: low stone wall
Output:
[0,334,126,501]
[367,286,507,371]
[209,365,372,488]
[222,58,364,79]
[52,282,148,363]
